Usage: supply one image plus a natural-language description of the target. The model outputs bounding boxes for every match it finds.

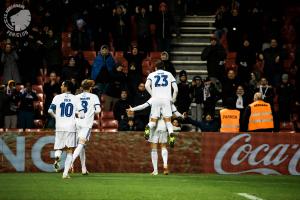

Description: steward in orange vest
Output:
[241,92,274,132]
[220,98,240,132]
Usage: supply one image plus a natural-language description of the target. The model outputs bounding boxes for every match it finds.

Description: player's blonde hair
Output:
[81,79,95,91]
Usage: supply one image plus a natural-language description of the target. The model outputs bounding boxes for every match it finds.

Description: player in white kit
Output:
[72,79,101,175]
[127,98,183,175]
[48,80,84,179]
[145,62,178,146]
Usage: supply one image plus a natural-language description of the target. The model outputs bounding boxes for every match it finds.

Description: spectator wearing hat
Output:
[91,45,116,96]
[160,51,176,77]
[175,70,191,114]
[201,36,227,84]
[189,76,204,122]
[277,74,295,123]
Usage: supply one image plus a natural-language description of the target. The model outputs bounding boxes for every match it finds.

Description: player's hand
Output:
[126,106,133,113]
[183,112,188,118]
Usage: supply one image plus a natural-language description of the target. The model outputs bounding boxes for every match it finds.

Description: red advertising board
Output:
[201,132,300,175]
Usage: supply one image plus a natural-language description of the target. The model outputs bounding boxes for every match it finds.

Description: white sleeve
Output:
[94,95,101,114]
[48,96,57,118]
[145,79,152,96]
[131,102,151,111]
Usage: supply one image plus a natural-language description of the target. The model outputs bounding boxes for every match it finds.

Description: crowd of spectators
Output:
[0,0,299,132]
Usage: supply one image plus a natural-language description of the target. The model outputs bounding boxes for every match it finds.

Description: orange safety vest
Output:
[220,109,240,133]
[248,100,274,131]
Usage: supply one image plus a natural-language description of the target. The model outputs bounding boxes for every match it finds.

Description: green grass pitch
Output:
[0,173,299,200]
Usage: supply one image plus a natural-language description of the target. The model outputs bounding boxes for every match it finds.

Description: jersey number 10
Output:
[60,102,74,117]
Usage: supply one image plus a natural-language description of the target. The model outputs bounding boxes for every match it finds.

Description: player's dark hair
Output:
[63,80,73,92]
[156,61,164,70]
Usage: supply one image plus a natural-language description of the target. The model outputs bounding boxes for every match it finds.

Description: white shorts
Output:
[77,127,92,141]
[148,130,168,144]
[150,98,172,118]
[54,131,77,150]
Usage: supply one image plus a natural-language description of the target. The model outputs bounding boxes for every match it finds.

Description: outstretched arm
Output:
[145,79,152,96]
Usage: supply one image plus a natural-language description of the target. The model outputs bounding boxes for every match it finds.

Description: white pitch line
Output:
[237,193,264,200]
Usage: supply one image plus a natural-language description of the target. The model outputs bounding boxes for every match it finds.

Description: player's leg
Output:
[53,149,62,172]
[160,143,169,175]
[161,99,174,136]
[150,143,158,175]
[53,131,65,172]
[79,147,88,175]
[145,118,157,140]
[145,100,161,139]
[62,147,74,179]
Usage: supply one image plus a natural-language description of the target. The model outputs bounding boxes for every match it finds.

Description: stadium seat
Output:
[101,111,114,120]
[142,58,154,77]
[280,122,294,132]
[149,51,161,60]
[101,119,118,132]
[92,120,101,129]
[83,51,96,65]
[32,84,43,93]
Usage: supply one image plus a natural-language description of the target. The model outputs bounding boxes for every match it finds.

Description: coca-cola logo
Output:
[214,133,300,175]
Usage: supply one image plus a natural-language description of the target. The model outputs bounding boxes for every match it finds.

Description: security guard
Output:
[220,98,240,133]
[241,92,274,132]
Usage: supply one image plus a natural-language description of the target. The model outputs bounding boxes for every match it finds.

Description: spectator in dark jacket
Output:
[1,43,21,84]
[136,6,151,53]
[184,112,219,132]
[234,85,250,117]
[161,51,176,78]
[61,56,80,82]
[0,85,6,127]
[201,36,227,84]
[74,51,91,82]
[222,69,240,107]
[176,70,191,114]
[71,19,92,51]
[236,39,257,84]
[104,64,128,111]
[190,76,204,122]
[91,45,116,96]
[4,80,19,128]
[18,82,38,129]
[203,78,220,116]
[226,9,243,52]
[113,90,131,123]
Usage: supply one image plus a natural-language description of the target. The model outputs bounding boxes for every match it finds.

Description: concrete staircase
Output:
[170,15,215,80]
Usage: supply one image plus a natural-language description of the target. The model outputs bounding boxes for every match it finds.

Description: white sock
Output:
[148,121,156,129]
[63,152,73,177]
[80,147,87,173]
[72,143,84,164]
[151,149,158,173]
[161,148,168,168]
[54,150,62,160]
[165,122,174,135]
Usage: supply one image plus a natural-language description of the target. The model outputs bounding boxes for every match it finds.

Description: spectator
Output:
[43,72,61,129]
[189,75,204,122]
[104,63,128,111]
[91,45,115,96]
[248,72,259,97]
[255,77,275,106]
[260,38,287,87]
[74,51,91,82]
[0,85,6,127]
[43,29,62,75]
[184,112,219,132]
[234,85,249,117]
[124,45,145,96]
[155,2,173,52]
[241,92,274,132]
[172,118,181,132]
[222,69,240,107]
[132,82,151,128]
[18,82,38,129]
[214,5,229,41]
[226,8,243,52]
[113,90,131,124]
[3,80,19,128]
[136,6,151,53]
[111,5,130,51]
[1,43,21,84]
[201,36,227,84]
[277,74,295,123]
[203,78,220,117]
[61,56,80,82]
[235,39,256,84]
[176,70,191,114]
[71,18,92,51]
[160,51,176,78]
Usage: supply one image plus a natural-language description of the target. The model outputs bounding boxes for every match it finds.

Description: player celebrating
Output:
[72,79,101,175]
[48,80,84,179]
[145,62,178,146]
[127,99,183,175]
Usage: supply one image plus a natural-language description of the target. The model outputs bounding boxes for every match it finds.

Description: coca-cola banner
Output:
[201,132,300,175]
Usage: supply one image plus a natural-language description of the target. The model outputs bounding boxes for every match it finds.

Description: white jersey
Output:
[146,69,176,100]
[76,92,101,128]
[48,93,82,132]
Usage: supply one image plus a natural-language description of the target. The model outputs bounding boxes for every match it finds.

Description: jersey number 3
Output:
[154,75,168,87]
